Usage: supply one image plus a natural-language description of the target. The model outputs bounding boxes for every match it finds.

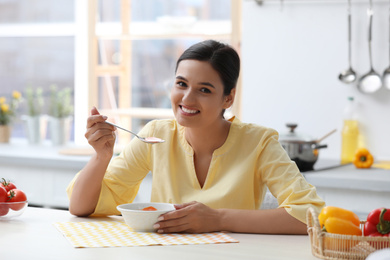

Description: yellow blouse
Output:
[67,118,325,224]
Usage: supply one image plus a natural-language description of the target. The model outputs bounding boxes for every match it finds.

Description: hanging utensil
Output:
[339,0,357,84]
[383,0,390,90]
[357,0,382,93]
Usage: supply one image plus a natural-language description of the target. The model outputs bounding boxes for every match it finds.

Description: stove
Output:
[303,158,347,173]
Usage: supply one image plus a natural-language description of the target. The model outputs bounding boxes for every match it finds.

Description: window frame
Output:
[76,0,242,145]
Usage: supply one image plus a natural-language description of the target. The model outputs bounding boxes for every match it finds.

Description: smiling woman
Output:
[67,40,325,235]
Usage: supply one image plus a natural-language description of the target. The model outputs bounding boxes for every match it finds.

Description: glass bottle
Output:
[341,97,359,164]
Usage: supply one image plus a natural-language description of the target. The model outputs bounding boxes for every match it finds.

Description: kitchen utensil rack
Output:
[307,207,390,260]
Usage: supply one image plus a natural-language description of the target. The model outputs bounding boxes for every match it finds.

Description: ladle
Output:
[105,121,165,144]
[339,0,357,84]
[357,3,382,93]
[383,0,390,90]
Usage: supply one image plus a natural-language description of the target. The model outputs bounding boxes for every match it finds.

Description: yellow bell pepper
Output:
[324,217,362,236]
[318,206,360,231]
[319,206,362,251]
[353,148,374,169]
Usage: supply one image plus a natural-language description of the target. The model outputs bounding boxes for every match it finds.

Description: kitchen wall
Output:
[241,0,390,160]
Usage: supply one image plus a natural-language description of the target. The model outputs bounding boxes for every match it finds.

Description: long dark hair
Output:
[175,40,240,96]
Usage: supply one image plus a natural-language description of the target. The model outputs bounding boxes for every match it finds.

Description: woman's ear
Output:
[223,88,236,109]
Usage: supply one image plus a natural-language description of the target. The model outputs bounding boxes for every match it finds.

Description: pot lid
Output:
[279,123,314,142]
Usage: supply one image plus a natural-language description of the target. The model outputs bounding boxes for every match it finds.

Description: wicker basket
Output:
[307,207,390,260]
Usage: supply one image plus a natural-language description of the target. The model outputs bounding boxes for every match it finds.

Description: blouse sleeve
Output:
[257,129,325,224]
[66,121,155,216]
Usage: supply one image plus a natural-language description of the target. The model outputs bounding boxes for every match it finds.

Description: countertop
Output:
[0,207,317,260]
[304,163,390,192]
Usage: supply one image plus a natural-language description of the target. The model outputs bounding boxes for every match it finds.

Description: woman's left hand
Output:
[153,201,221,233]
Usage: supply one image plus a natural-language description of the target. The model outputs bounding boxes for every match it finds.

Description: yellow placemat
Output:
[54,220,238,248]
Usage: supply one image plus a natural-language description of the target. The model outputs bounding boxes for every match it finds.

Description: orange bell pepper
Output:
[353,148,374,169]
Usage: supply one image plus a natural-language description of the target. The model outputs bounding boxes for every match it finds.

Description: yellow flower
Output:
[1,103,9,113]
[12,91,22,100]
[0,97,6,104]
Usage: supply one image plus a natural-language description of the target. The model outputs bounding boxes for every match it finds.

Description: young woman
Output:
[67,40,325,234]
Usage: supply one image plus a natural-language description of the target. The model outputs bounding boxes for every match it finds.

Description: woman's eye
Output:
[200,88,211,93]
[177,81,187,87]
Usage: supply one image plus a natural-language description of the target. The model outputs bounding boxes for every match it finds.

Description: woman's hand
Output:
[85,107,116,158]
[153,201,221,233]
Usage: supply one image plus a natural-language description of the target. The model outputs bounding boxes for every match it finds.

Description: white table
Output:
[0,207,317,260]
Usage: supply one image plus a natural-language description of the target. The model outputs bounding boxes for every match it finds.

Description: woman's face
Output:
[171,60,234,129]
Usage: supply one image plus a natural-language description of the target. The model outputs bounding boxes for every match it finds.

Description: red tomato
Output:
[0,186,7,202]
[0,203,9,216]
[0,178,17,192]
[7,189,27,211]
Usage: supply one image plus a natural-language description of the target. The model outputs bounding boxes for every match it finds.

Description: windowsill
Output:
[0,138,92,169]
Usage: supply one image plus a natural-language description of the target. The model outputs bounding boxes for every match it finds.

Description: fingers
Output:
[91,106,100,115]
[86,127,116,144]
[174,201,197,210]
[155,202,201,233]
[85,107,116,153]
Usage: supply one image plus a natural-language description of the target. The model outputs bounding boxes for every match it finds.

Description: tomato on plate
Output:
[0,186,7,202]
[0,178,17,192]
[7,189,27,211]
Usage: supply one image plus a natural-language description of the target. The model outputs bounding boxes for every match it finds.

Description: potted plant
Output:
[22,86,45,144]
[48,85,74,146]
[0,91,22,143]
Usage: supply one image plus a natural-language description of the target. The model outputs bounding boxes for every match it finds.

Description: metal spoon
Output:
[339,0,357,84]
[105,121,165,144]
[357,4,382,93]
[383,0,390,90]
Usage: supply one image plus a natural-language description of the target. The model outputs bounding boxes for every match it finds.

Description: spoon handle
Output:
[105,121,139,138]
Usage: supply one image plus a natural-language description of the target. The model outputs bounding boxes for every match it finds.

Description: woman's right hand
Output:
[85,107,116,158]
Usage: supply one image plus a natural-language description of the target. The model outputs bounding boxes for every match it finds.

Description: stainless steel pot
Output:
[279,123,327,172]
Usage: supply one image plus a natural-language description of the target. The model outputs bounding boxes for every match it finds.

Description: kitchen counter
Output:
[303,163,390,219]
[0,207,317,260]
[0,140,152,208]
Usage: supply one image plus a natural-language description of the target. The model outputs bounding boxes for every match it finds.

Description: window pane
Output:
[98,0,231,22]
[98,76,119,109]
[131,39,195,109]
[0,37,74,139]
[0,0,74,23]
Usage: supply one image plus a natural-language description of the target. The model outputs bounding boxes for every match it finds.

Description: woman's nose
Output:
[182,88,195,103]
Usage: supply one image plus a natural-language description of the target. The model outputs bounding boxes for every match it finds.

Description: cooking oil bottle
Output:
[341,97,359,164]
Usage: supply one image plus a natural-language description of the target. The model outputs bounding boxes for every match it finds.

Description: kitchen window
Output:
[0,0,241,146]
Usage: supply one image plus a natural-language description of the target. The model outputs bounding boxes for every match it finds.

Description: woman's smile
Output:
[180,105,199,115]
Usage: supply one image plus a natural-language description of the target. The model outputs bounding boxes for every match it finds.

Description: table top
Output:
[0,207,317,260]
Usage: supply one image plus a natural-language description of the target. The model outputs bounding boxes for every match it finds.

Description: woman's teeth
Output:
[181,106,198,114]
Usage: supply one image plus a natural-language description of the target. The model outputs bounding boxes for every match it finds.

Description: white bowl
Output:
[117,202,175,232]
